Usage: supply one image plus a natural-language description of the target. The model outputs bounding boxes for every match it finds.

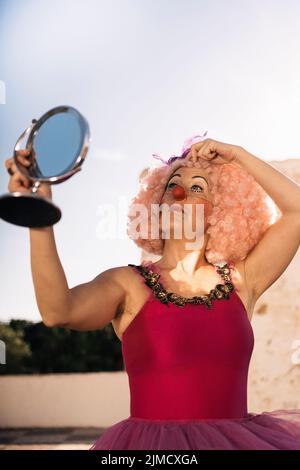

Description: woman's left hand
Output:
[186,138,242,165]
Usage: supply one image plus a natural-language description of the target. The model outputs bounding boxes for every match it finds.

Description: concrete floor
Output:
[0,427,105,450]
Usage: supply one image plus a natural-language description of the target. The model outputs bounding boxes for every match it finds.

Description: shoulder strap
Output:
[214,263,233,283]
[127,263,160,301]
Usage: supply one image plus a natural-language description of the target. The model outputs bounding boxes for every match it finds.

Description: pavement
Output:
[0,427,106,450]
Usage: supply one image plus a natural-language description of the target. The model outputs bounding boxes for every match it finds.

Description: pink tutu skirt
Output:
[89,409,300,450]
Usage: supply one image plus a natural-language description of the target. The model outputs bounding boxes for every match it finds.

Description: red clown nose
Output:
[172,185,186,200]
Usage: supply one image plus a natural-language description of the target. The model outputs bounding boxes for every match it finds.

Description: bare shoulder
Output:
[59,265,137,332]
[102,264,138,287]
[101,264,140,309]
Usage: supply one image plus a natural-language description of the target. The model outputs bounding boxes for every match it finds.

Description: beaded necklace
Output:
[128,262,235,309]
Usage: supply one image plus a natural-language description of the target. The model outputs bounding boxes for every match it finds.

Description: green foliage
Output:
[0,320,124,375]
[0,322,31,373]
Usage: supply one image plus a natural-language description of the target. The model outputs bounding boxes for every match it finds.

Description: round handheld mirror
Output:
[0,105,90,227]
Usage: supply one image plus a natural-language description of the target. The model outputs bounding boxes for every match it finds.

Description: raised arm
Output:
[5,150,126,332]
[234,147,300,301]
[63,267,126,331]
[29,226,126,331]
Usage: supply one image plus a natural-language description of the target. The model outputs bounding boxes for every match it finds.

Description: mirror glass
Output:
[28,111,84,178]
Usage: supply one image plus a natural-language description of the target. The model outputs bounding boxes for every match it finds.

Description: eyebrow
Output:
[166,173,210,188]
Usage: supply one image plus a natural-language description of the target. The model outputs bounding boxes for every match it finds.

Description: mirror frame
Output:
[13,105,90,184]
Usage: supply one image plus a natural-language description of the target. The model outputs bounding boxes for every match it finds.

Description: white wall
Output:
[0,372,130,428]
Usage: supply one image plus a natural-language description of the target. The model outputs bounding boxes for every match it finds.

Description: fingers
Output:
[4,157,14,174]
[8,170,31,192]
[5,149,31,175]
[5,160,21,174]
[197,141,210,158]
[187,142,207,162]
[186,143,206,162]
[15,149,31,167]
[5,151,32,193]
[198,141,218,161]
[186,149,197,162]
[186,141,219,164]
[191,145,199,161]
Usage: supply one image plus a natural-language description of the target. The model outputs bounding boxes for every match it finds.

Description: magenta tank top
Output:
[121,261,254,421]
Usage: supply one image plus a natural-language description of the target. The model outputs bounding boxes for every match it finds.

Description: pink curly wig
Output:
[127,134,279,264]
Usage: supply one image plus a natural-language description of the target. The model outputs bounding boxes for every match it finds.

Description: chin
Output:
[160,216,210,240]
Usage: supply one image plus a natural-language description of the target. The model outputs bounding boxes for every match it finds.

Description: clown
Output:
[5,131,300,450]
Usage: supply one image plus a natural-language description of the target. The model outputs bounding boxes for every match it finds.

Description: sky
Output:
[0,0,300,322]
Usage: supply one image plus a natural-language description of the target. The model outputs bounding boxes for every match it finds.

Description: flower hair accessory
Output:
[152,130,208,165]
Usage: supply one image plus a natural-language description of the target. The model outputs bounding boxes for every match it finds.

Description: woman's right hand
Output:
[5,149,52,199]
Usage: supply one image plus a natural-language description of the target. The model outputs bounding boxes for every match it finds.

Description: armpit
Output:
[228,261,244,293]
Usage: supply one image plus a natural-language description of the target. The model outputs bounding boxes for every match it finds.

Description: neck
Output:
[157,232,211,275]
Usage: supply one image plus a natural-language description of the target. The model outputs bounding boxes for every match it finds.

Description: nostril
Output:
[172,185,186,200]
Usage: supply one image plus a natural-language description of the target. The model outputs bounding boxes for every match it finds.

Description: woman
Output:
[5,132,300,450]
